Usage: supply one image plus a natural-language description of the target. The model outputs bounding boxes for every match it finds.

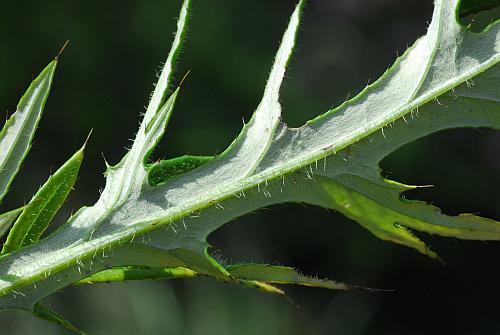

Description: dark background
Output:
[0,1,499,334]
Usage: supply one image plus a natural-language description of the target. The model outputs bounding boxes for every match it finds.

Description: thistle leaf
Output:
[0,1,498,333]
[0,61,57,203]
[1,145,85,254]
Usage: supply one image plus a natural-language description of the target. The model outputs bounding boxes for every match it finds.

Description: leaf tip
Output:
[55,40,70,61]
[178,69,191,88]
[81,129,93,151]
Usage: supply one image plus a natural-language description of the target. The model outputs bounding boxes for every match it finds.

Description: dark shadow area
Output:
[460,1,500,32]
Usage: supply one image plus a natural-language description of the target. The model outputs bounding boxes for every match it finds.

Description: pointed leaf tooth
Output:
[0,60,57,203]
[144,0,190,125]
[228,0,304,176]
[227,264,353,291]
[316,175,441,259]
[389,196,500,241]
[382,178,418,191]
[1,145,85,254]
[96,0,190,202]
[142,88,180,162]
[257,0,304,116]
[388,175,498,243]
[96,88,180,209]
[127,88,179,182]
[381,222,441,260]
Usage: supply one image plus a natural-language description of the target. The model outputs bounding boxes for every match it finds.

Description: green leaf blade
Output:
[144,0,190,121]
[1,146,84,254]
[0,60,57,203]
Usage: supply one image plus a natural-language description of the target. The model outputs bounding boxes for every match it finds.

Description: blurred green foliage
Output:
[0,1,498,334]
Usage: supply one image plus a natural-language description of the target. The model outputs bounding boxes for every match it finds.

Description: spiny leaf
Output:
[1,145,85,254]
[0,207,24,239]
[309,67,500,256]
[0,1,498,331]
[0,60,57,203]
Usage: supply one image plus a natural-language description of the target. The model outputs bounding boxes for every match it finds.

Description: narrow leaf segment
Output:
[2,146,85,254]
[0,61,57,203]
